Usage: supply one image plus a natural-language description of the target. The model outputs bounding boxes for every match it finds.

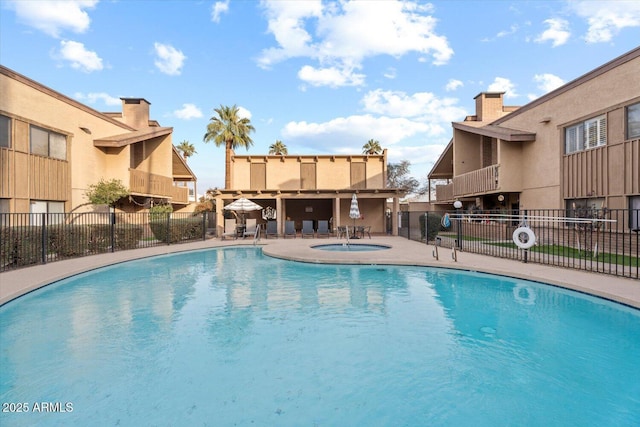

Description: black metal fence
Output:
[0,212,216,272]
[400,208,639,280]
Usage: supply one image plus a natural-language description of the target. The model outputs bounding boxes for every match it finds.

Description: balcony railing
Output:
[435,164,499,202]
[129,169,189,204]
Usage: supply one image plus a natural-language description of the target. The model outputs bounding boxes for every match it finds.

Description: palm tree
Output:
[362,139,382,155]
[203,104,255,189]
[269,140,288,155]
[176,140,197,161]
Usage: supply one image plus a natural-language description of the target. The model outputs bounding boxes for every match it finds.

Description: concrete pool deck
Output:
[1,236,639,308]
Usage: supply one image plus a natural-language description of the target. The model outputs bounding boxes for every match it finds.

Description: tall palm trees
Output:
[362,139,382,155]
[203,104,255,189]
[176,140,197,161]
[269,140,288,155]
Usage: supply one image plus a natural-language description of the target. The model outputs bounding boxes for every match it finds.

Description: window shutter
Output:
[598,116,606,146]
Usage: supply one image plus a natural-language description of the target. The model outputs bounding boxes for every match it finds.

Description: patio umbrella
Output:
[349,193,361,236]
[224,198,263,224]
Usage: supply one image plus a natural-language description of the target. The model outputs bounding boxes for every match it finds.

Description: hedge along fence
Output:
[149,214,205,244]
[0,212,207,272]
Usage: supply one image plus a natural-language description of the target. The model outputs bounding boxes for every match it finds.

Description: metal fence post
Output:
[110,211,116,253]
[166,212,171,245]
[202,212,206,241]
[41,212,47,265]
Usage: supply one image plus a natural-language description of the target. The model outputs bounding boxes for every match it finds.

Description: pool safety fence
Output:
[0,211,216,272]
[400,208,639,280]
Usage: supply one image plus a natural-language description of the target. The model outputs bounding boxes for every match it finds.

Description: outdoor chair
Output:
[221,218,237,240]
[243,218,257,238]
[302,220,315,238]
[360,225,371,239]
[337,225,347,239]
[284,220,297,238]
[265,220,279,238]
[317,220,330,237]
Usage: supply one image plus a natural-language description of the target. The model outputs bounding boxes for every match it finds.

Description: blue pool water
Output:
[1,247,639,426]
[312,243,390,251]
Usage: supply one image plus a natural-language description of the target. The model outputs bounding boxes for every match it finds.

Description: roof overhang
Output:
[172,146,197,181]
[453,122,536,142]
[428,139,453,179]
[93,127,173,147]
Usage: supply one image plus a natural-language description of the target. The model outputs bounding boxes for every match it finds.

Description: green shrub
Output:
[420,213,445,241]
[88,224,112,253]
[114,224,143,250]
[150,217,203,243]
[48,224,90,257]
[0,226,44,267]
[149,204,173,221]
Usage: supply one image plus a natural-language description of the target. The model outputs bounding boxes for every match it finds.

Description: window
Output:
[630,196,640,232]
[30,200,65,225]
[0,115,10,148]
[0,199,9,226]
[627,103,640,140]
[30,125,66,160]
[565,115,606,154]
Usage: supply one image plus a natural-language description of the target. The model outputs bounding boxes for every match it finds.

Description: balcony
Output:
[435,164,499,203]
[129,169,189,204]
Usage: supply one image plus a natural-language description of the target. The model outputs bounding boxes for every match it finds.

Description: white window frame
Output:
[565,115,606,154]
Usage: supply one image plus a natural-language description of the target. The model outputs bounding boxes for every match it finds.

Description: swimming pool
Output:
[1,247,639,426]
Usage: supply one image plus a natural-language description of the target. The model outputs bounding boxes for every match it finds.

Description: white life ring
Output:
[513,226,536,249]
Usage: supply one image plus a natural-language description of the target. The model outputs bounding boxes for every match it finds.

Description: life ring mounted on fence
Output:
[512,226,536,249]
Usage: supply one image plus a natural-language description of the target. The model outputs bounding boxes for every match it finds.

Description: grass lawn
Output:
[488,242,639,267]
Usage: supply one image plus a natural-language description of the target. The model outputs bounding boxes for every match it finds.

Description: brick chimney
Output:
[474,92,505,122]
[120,98,151,129]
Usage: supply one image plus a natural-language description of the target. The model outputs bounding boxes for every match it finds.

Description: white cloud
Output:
[570,0,640,43]
[74,92,120,106]
[445,79,463,91]
[57,40,103,72]
[280,87,467,158]
[361,89,466,123]
[237,106,252,120]
[487,77,518,98]
[153,42,186,76]
[383,67,397,79]
[211,0,230,23]
[174,103,203,120]
[298,65,365,87]
[535,18,570,47]
[258,0,453,87]
[283,114,437,151]
[5,0,97,38]
[534,73,565,93]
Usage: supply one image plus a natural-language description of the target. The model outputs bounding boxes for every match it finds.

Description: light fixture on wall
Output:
[79,126,92,134]
[540,117,551,124]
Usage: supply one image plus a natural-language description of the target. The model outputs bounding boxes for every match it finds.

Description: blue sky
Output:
[1,1,639,192]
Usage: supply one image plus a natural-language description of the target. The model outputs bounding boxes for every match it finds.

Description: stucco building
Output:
[0,65,197,216]
[428,46,640,229]
[212,149,405,236]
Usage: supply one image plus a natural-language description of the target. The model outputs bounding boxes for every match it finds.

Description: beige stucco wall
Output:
[1,69,188,212]
[496,55,640,209]
[453,130,481,176]
[232,154,388,190]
